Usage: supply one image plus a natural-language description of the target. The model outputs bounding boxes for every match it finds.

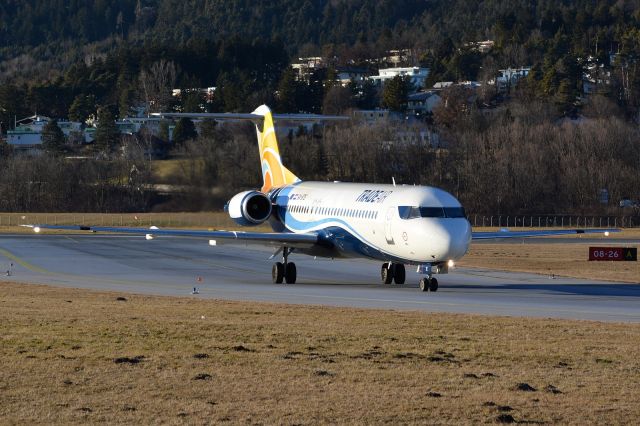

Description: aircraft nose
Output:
[427,219,471,261]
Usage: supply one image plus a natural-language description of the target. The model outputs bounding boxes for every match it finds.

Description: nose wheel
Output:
[273,247,296,284]
[419,277,438,292]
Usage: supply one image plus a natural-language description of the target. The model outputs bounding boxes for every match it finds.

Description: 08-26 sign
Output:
[589,247,637,261]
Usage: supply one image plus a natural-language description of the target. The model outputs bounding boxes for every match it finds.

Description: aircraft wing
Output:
[22,224,319,248]
[472,228,619,240]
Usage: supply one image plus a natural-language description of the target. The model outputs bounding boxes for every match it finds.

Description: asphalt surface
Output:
[1,234,639,322]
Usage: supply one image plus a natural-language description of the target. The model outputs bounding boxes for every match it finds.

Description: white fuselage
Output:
[271,182,472,265]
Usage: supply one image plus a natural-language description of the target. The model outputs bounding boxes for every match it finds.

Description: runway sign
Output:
[588,247,637,261]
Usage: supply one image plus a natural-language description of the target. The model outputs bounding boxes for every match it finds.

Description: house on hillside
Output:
[292,57,326,82]
[432,81,454,90]
[353,109,404,123]
[7,116,83,152]
[491,67,531,92]
[370,67,430,89]
[335,67,369,87]
[406,91,442,117]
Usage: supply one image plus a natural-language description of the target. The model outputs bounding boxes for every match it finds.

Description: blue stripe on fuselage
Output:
[270,184,402,262]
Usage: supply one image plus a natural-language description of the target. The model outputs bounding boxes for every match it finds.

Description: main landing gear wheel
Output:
[429,277,438,292]
[272,262,284,284]
[381,262,394,284]
[419,277,439,292]
[285,262,297,284]
[273,247,296,284]
[393,264,406,285]
[381,263,406,285]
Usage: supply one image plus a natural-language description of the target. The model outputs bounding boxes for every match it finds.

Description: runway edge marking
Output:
[0,247,50,274]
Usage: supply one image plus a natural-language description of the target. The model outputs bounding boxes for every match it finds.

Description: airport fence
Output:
[468,214,640,228]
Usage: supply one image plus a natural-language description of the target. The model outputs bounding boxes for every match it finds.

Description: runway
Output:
[1,234,639,322]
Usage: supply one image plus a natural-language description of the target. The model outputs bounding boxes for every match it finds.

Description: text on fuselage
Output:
[355,190,393,203]
[289,193,308,201]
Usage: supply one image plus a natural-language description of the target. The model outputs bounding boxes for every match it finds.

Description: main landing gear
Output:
[272,247,296,284]
[380,262,406,285]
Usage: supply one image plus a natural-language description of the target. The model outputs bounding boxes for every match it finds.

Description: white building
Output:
[464,40,495,53]
[406,91,442,116]
[7,116,83,150]
[370,67,429,89]
[291,57,326,82]
[353,109,404,123]
[432,81,454,90]
[491,67,531,92]
[335,67,369,87]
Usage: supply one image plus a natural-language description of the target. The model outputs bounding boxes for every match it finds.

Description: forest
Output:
[1,0,640,215]
[3,0,640,119]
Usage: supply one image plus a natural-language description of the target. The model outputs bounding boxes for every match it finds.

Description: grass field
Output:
[460,228,639,283]
[1,283,639,424]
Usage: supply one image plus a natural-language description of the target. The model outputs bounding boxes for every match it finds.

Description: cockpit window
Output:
[443,207,466,218]
[398,206,466,219]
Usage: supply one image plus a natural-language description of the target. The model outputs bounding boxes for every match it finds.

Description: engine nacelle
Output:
[227,190,273,226]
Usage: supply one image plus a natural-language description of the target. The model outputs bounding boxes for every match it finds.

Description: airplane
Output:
[26,105,617,292]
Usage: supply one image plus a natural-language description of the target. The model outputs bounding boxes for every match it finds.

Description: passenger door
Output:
[385,207,395,245]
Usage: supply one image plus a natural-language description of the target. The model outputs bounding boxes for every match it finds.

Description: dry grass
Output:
[462,229,640,283]
[0,212,272,234]
[1,283,640,424]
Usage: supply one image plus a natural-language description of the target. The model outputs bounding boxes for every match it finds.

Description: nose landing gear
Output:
[272,247,297,284]
[419,277,438,292]
[416,263,440,292]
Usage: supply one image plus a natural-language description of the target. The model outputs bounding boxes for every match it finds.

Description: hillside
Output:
[2,0,640,83]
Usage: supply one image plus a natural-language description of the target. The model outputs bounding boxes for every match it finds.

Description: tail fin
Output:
[252,105,300,193]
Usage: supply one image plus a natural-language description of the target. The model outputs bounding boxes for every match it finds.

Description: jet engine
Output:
[226,190,273,226]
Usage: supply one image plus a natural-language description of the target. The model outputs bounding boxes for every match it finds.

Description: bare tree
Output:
[139,60,177,114]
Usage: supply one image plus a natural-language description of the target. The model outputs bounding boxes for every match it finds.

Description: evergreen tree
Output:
[381,75,412,112]
[0,138,12,157]
[158,120,170,143]
[277,67,300,113]
[0,84,29,130]
[94,108,120,155]
[69,94,96,123]
[172,117,197,145]
[118,88,135,118]
[199,119,218,140]
[355,79,378,109]
[41,119,66,155]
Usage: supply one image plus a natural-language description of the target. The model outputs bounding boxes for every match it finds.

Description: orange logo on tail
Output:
[253,105,300,193]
